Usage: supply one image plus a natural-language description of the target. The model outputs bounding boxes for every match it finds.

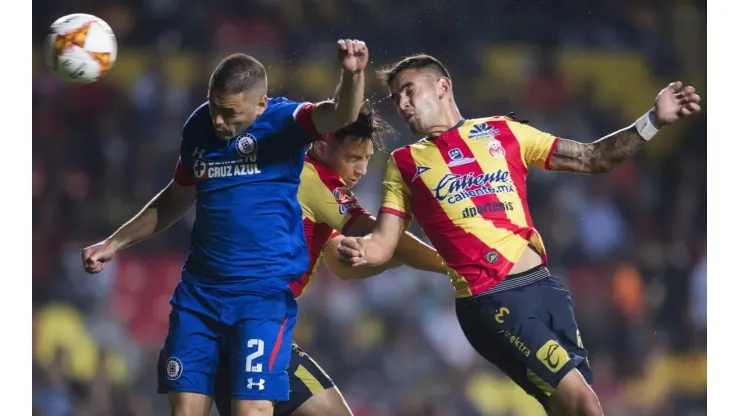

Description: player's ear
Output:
[438,77,452,100]
[312,141,329,158]
[256,94,268,116]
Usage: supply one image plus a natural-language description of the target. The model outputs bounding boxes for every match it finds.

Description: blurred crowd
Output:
[32,0,707,415]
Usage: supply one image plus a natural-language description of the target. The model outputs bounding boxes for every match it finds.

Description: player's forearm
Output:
[550,126,646,174]
[107,181,194,250]
[332,69,365,127]
[357,233,393,265]
[362,212,406,264]
[311,70,365,136]
[332,258,403,280]
[393,231,447,275]
[324,237,401,280]
[549,109,660,175]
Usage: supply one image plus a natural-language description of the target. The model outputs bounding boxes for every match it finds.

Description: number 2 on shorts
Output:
[245,339,264,373]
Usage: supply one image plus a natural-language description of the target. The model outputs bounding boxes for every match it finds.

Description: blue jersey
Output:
[173,97,325,286]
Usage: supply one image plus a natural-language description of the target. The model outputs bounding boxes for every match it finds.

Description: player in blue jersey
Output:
[81,39,370,416]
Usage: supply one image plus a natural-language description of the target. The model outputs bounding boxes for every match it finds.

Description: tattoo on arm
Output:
[549,126,646,174]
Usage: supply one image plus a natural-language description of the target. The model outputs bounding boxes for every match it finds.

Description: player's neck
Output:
[425,104,464,138]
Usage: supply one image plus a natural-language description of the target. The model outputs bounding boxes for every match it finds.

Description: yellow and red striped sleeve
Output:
[504,119,559,170]
[379,155,413,220]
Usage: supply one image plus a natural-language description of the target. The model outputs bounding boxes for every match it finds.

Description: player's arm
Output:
[310,39,368,136]
[338,155,413,267]
[548,82,702,174]
[339,212,405,267]
[106,178,195,250]
[321,234,403,280]
[82,174,195,273]
[549,128,647,174]
[343,214,447,276]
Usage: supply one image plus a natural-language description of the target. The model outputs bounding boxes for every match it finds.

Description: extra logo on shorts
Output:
[235,133,258,157]
[536,340,570,373]
[165,357,183,380]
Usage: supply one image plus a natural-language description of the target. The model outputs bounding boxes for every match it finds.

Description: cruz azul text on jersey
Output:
[193,133,262,181]
[195,154,261,180]
[432,169,514,204]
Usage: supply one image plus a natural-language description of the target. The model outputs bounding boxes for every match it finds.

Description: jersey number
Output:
[245,339,264,373]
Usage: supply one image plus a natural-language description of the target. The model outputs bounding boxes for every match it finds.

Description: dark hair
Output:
[208,53,267,95]
[376,54,451,86]
[332,100,393,153]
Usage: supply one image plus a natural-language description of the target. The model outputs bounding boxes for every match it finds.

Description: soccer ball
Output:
[45,14,117,84]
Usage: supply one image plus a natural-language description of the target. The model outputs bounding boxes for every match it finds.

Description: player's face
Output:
[208,90,267,140]
[322,137,373,187]
[389,69,449,135]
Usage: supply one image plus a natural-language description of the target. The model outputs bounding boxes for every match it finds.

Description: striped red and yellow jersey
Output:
[288,156,369,298]
[380,116,559,298]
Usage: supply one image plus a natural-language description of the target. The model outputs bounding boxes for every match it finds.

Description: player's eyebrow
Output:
[388,81,414,101]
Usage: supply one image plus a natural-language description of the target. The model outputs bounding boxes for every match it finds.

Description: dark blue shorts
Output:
[157,277,298,401]
[455,267,592,406]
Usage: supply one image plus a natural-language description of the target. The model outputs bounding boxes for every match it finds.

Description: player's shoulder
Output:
[184,102,210,126]
[180,102,214,147]
[263,97,310,120]
[459,113,538,140]
[388,137,439,161]
[301,156,343,190]
[182,102,211,134]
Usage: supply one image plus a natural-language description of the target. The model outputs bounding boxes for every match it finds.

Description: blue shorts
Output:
[157,276,298,401]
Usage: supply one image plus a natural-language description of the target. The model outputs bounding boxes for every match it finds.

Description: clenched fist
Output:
[81,240,118,274]
[337,39,369,74]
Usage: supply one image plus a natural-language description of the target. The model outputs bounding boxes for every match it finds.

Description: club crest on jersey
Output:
[333,187,357,205]
[235,133,258,157]
[468,123,500,140]
[447,148,476,167]
[333,186,361,215]
[487,139,506,158]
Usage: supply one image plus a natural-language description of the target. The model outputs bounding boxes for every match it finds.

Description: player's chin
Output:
[407,120,424,135]
[216,132,232,140]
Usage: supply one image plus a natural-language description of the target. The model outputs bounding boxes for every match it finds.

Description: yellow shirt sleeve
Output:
[379,155,413,220]
[506,120,559,170]
[299,162,368,234]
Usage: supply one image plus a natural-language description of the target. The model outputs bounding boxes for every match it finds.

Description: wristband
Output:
[634,110,660,141]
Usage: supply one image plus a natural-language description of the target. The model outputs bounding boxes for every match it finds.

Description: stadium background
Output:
[32,0,707,415]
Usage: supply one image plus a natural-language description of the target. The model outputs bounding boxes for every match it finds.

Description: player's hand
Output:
[337,39,368,74]
[337,236,367,267]
[653,81,702,127]
[81,240,118,274]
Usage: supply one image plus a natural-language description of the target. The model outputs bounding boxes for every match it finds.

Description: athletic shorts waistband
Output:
[473,265,551,298]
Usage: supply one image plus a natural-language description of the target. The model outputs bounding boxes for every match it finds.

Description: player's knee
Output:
[293,388,353,416]
[548,369,603,416]
[232,399,274,416]
[168,392,213,416]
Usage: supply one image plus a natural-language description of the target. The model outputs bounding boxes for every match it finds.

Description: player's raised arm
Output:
[81,160,196,274]
[310,39,368,136]
[548,82,702,174]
